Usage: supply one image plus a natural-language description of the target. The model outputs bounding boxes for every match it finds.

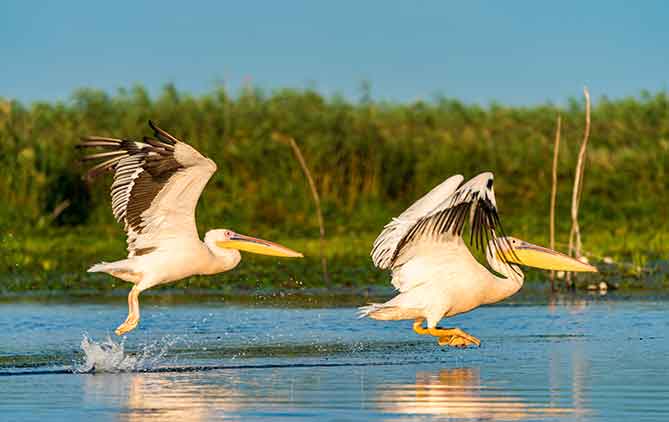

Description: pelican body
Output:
[359,173,597,347]
[79,121,302,335]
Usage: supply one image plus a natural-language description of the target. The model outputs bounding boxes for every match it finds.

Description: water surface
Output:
[0,294,667,421]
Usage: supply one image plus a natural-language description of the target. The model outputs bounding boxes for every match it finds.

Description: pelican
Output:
[78,121,303,336]
[359,173,597,348]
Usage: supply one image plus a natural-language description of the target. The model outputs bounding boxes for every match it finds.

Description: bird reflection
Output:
[82,365,585,420]
[85,372,243,421]
[376,368,576,420]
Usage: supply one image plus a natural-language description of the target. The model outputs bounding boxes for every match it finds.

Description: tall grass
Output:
[1,85,668,264]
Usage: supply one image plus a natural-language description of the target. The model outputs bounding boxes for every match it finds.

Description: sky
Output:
[2,1,668,106]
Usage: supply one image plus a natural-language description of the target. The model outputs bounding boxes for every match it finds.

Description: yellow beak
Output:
[216,233,303,258]
[501,240,597,272]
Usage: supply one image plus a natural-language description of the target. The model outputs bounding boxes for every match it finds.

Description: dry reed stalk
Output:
[549,114,561,292]
[272,132,330,284]
[48,200,71,222]
[566,87,592,287]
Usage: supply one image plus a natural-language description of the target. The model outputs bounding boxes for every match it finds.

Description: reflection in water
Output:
[375,368,580,421]
[85,372,243,421]
[548,294,589,315]
[81,364,590,421]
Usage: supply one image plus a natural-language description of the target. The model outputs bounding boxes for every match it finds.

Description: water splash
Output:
[74,334,180,373]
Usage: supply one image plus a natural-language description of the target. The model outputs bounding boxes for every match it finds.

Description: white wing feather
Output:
[371,172,510,289]
[80,122,217,258]
[126,143,216,255]
[371,174,464,270]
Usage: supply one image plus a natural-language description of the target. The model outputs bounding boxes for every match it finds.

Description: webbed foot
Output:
[437,334,481,348]
[429,326,481,348]
[412,319,481,348]
[115,315,139,336]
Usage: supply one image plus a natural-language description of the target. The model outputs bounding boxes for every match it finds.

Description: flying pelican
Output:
[359,173,597,348]
[78,121,303,336]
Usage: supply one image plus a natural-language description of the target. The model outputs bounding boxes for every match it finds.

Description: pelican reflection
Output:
[375,367,578,420]
[85,372,244,421]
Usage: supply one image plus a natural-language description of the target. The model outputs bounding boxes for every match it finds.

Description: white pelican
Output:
[78,121,303,336]
[359,173,597,348]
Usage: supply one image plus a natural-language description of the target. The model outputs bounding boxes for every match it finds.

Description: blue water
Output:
[0,294,667,421]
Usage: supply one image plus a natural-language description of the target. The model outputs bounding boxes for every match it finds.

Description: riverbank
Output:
[2,228,667,293]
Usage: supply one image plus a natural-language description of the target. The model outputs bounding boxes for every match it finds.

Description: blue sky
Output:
[2,1,668,105]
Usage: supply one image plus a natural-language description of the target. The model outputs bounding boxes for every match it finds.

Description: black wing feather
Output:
[77,121,185,254]
[389,178,517,269]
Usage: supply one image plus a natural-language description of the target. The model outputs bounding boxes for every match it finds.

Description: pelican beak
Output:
[216,233,303,258]
[501,240,597,272]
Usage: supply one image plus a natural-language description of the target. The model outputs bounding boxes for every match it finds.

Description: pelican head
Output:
[207,229,303,258]
[494,236,597,272]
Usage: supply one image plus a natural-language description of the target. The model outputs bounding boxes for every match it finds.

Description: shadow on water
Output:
[0,334,440,376]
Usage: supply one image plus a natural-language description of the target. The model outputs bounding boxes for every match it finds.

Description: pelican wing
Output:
[78,121,217,257]
[372,172,513,271]
[371,174,464,269]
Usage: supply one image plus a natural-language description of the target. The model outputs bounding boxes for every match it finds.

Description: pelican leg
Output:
[412,318,430,335]
[115,286,141,336]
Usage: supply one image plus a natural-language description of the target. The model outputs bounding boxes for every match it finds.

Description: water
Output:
[0,294,668,421]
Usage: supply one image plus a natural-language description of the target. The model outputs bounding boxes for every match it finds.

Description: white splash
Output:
[75,334,180,373]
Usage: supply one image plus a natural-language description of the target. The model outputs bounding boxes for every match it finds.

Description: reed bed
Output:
[1,85,668,288]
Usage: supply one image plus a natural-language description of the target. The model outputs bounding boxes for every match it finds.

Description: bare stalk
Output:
[272,133,330,284]
[549,114,561,292]
[48,200,71,222]
[567,87,592,287]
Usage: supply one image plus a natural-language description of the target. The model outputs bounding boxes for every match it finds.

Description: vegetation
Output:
[1,85,668,292]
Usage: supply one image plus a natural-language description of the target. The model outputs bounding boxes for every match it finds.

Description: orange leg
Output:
[115,286,141,336]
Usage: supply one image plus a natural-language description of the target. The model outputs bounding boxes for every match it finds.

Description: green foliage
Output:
[1,86,668,291]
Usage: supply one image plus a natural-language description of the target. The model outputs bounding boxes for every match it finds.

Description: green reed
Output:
[1,85,668,289]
